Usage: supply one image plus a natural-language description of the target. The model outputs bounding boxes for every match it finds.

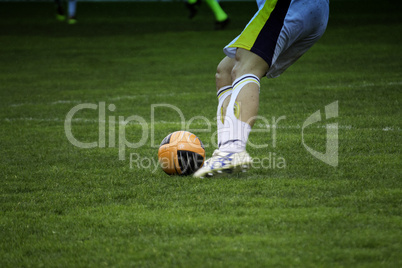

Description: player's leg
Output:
[205,0,229,29]
[230,48,269,127]
[217,48,268,154]
[55,0,65,21]
[194,1,286,178]
[67,0,77,24]
[186,0,201,19]
[194,52,265,178]
[205,0,227,22]
[216,56,234,90]
[194,57,252,178]
[215,51,268,135]
[215,56,234,148]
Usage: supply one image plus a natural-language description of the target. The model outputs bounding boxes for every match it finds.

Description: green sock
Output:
[205,0,228,22]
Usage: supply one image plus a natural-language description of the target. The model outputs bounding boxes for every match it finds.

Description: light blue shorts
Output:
[224,0,329,78]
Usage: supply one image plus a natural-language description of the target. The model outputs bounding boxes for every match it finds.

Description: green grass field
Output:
[0,1,401,267]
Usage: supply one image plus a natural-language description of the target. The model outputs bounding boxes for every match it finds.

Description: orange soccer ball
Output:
[158,131,205,176]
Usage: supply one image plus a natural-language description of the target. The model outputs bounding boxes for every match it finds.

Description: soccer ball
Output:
[158,131,205,176]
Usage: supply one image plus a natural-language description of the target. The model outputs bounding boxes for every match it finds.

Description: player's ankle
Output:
[219,141,245,153]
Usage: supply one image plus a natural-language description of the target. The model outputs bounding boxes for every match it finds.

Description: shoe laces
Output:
[204,150,234,168]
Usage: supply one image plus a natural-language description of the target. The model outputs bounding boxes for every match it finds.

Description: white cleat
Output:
[193,149,253,178]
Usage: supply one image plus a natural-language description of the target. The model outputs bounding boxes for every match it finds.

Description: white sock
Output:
[219,74,260,153]
[216,86,232,147]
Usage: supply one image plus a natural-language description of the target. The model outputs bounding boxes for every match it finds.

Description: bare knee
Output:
[216,57,235,90]
[231,48,269,80]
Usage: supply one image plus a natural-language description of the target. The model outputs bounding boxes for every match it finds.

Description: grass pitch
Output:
[0,1,401,267]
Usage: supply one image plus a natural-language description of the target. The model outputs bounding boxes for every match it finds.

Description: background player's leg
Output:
[205,0,227,22]
[186,0,201,19]
[55,0,65,21]
[67,0,77,24]
[205,0,229,29]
